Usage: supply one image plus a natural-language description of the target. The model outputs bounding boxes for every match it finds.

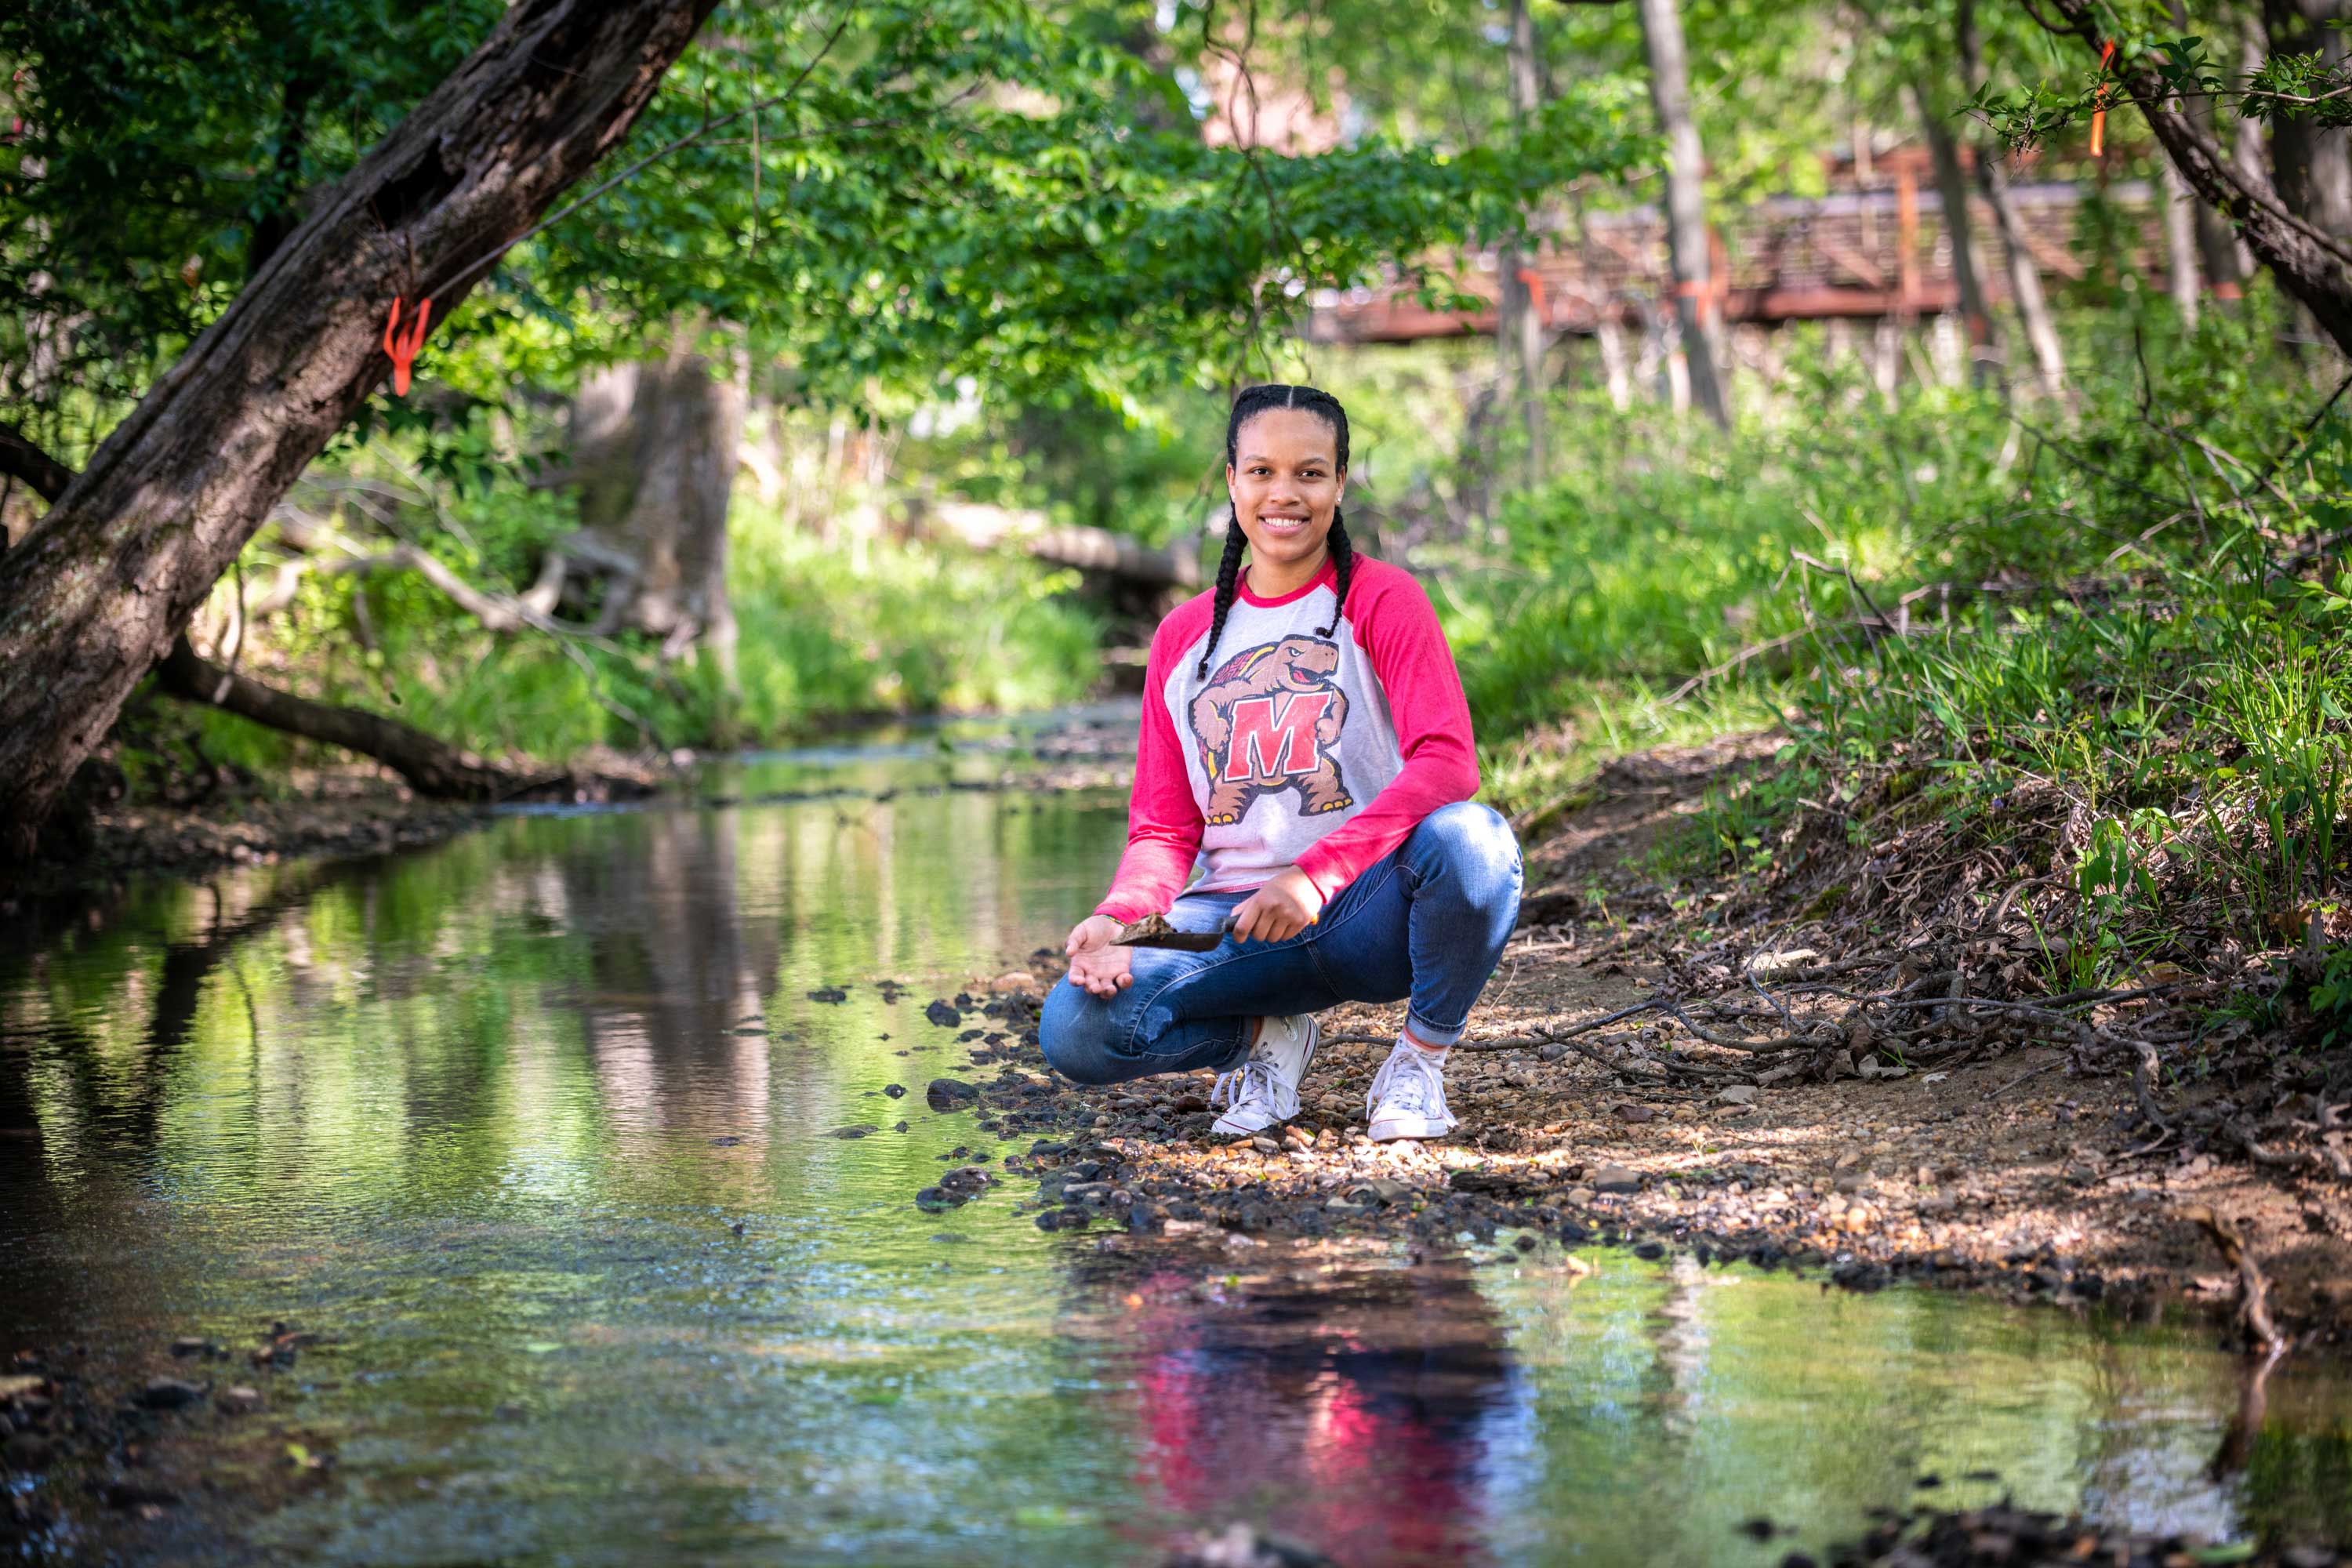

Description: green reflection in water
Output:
[0,736,2346,1566]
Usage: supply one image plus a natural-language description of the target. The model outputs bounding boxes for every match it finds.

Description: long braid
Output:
[1313,506,1354,637]
[1195,508,1249,679]
[1195,382,1354,679]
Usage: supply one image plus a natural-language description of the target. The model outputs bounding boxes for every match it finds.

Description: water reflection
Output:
[1065,1246,1523,1565]
[0,732,2347,1566]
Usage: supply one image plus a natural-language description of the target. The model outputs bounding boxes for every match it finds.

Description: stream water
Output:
[3,713,2348,1565]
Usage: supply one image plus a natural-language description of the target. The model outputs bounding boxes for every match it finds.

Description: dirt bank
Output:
[975,735,2352,1348]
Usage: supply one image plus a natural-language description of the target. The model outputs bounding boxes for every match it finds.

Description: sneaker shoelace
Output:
[1371,1046,1447,1119]
[1210,1057,1298,1121]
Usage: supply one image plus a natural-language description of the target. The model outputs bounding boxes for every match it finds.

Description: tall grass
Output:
[1446,296,2352,981]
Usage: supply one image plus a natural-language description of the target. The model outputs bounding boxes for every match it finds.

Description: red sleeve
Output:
[1292,563,1480,902]
[1094,601,1210,922]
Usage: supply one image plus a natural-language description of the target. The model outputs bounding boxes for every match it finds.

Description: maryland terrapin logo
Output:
[1187,635,1353,826]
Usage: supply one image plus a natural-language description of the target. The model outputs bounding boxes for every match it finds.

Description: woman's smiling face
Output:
[1227,406,1345,579]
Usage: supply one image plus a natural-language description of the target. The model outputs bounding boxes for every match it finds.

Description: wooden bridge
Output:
[1304,148,2168,342]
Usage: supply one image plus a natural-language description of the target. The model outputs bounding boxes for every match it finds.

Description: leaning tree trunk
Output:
[2033,0,2352,359]
[1635,0,1730,427]
[568,341,746,677]
[0,0,717,858]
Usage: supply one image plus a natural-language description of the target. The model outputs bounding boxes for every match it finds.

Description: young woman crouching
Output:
[1041,383,1521,1141]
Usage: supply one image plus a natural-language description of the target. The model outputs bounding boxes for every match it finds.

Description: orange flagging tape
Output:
[383,296,433,396]
[2089,38,2117,159]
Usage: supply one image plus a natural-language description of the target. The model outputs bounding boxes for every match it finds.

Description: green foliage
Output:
[1456,292,2352,985]
[0,0,499,418]
[2307,945,2352,1047]
[2,0,1645,456]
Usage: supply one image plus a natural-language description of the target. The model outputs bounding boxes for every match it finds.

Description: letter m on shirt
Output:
[1221,691,1334,782]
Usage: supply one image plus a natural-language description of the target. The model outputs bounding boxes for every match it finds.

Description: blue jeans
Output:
[1040,802,1523,1086]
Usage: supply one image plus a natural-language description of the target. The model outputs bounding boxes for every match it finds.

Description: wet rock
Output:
[925,1000,964,1029]
[2,1432,52,1471]
[828,1124,880,1139]
[883,1084,906,1098]
[1831,1261,1891,1292]
[708,1135,743,1146]
[1036,1208,1090,1232]
[927,1078,980,1109]
[135,1377,205,1410]
[1591,1164,1642,1194]
[1449,1169,1533,1196]
[938,1166,995,1196]
[216,1386,263,1415]
[169,1336,214,1359]
[1633,1241,1666,1261]
[103,1478,181,1508]
[806,987,848,1004]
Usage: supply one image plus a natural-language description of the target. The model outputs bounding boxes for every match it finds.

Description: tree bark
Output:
[156,638,536,800]
[0,0,717,857]
[2032,0,2352,359]
[568,339,745,673]
[1959,0,2065,398]
[1497,0,1549,479]
[1635,0,1730,426]
[1912,81,2002,389]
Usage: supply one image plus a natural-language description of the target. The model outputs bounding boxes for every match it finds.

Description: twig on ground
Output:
[1985,1058,2063,1099]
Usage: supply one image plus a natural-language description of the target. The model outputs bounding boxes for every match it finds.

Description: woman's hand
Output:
[1065,914,1134,997]
[1232,866,1324,944]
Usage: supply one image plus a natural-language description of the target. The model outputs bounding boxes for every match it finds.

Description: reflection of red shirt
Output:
[1120,1270,1490,1566]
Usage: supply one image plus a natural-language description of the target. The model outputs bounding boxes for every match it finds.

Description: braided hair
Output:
[1195,383,1356,679]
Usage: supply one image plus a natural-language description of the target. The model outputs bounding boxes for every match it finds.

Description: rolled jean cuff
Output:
[1404,1010,1467,1047]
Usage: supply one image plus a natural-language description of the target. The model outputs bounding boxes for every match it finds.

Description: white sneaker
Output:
[1209,1014,1320,1135]
[1365,1040,1457,1142]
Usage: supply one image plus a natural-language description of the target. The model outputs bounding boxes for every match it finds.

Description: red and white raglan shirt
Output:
[1094,554,1480,922]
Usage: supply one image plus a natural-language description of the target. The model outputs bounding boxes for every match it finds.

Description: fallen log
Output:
[157,637,546,802]
[1027,524,1200,590]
